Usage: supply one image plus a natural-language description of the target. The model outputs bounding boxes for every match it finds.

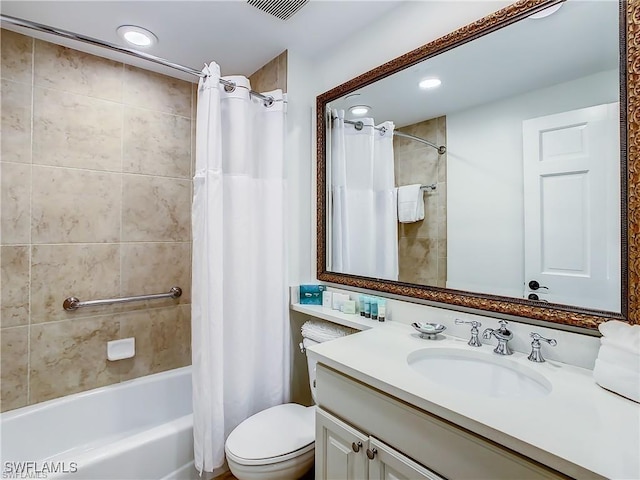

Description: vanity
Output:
[299,314,639,480]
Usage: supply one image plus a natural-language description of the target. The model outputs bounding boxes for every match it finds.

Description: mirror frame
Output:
[316,0,639,330]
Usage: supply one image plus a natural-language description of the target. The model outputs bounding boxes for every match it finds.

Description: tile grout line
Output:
[32,79,193,120]
[26,36,35,406]
[119,61,125,384]
[28,163,192,182]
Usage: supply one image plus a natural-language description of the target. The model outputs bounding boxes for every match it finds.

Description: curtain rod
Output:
[337,118,447,155]
[0,14,275,106]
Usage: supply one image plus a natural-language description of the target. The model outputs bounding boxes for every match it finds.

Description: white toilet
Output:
[224,337,320,480]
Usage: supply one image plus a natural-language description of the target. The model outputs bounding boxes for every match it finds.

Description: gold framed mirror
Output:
[316,0,638,330]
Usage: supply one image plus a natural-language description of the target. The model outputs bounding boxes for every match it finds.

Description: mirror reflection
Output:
[325,0,621,313]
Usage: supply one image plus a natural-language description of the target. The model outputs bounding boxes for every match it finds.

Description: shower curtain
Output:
[191,63,290,473]
[331,109,398,280]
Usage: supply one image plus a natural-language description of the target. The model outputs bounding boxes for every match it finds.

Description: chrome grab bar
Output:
[63,287,182,311]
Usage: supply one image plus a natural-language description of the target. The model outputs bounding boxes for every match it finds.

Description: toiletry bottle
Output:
[364,297,371,318]
[359,296,366,317]
[371,298,378,320]
[378,299,386,322]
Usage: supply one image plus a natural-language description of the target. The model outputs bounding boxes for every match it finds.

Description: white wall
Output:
[446,69,619,297]
[286,50,317,285]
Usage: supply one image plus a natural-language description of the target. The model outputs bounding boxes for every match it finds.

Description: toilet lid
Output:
[225,404,314,463]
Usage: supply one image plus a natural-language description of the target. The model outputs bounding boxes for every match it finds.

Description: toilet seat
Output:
[225,404,315,466]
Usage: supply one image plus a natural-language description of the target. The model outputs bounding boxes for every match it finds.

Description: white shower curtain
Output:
[191,63,290,473]
[331,109,398,280]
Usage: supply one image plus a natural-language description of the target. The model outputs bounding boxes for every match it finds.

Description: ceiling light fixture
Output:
[529,3,563,19]
[117,25,158,47]
[419,78,442,90]
[349,105,370,116]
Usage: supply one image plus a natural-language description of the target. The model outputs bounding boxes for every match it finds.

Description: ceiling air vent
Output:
[247,0,309,20]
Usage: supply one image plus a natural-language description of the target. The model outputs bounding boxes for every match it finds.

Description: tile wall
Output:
[394,116,447,287]
[0,30,194,411]
[248,51,287,93]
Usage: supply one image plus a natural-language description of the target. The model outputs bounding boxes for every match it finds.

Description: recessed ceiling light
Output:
[529,3,563,19]
[419,78,442,90]
[117,25,157,47]
[349,105,370,116]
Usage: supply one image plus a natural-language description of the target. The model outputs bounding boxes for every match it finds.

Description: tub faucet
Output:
[483,320,514,355]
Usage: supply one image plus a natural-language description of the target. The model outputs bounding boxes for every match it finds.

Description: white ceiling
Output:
[329,0,620,127]
[1,0,405,81]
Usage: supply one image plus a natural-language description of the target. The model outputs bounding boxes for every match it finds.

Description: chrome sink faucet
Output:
[483,320,514,355]
[528,332,557,363]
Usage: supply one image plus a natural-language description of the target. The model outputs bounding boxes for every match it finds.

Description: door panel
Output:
[522,103,620,311]
[316,408,368,480]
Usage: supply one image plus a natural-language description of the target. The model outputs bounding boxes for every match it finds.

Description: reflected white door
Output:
[522,103,620,312]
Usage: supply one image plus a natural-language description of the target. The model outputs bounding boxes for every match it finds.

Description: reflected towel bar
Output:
[421,184,437,191]
[63,287,182,311]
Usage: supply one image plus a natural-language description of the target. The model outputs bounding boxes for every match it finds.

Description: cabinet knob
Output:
[352,441,362,453]
[366,447,377,460]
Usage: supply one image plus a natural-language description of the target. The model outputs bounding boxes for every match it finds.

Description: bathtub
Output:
[1,367,195,480]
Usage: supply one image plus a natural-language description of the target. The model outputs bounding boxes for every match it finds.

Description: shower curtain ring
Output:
[379,126,387,136]
[264,96,275,108]
[224,83,236,93]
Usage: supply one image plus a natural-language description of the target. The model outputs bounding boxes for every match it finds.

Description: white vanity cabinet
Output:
[315,364,568,480]
[316,408,442,480]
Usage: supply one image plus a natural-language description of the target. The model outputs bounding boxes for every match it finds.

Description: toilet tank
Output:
[302,337,320,404]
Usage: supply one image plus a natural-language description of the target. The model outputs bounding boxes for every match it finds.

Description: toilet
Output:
[224,337,321,480]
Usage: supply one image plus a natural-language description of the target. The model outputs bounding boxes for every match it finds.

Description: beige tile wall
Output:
[0,30,193,412]
[248,51,287,93]
[395,116,447,287]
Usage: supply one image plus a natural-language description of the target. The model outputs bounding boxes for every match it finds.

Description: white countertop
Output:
[296,305,640,479]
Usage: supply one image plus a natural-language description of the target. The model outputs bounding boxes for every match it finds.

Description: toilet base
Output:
[227,447,314,480]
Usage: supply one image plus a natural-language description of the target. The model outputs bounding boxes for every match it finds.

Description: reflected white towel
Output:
[301,320,355,343]
[598,341,640,372]
[598,320,640,354]
[593,358,640,403]
[397,184,424,223]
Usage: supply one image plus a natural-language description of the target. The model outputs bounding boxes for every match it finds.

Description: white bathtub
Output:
[1,366,195,480]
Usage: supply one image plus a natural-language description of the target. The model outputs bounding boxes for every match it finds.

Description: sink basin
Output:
[407,348,552,399]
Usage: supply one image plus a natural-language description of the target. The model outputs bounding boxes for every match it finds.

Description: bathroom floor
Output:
[216,469,315,480]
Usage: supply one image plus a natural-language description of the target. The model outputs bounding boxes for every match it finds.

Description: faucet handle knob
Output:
[530,332,557,346]
[455,319,481,328]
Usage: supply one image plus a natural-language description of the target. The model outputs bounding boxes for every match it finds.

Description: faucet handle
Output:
[455,319,481,328]
[528,332,557,363]
[455,319,482,347]
[530,332,557,346]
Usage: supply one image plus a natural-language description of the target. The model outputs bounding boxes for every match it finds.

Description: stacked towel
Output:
[593,320,640,403]
[301,320,355,343]
[397,184,424,223]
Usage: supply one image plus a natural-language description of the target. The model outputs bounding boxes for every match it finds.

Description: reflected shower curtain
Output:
[191,63,290,473]
[331,109,398,280]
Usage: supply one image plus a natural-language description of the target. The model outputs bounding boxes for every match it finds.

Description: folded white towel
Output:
[598,320,640,354]
[593,358,640,403]
[301,320,355,343]
[598,341,640,372]
[397,184,424,223]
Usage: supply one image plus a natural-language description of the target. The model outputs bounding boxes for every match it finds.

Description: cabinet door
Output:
[368,437,445,480]
[316,408,369,480]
